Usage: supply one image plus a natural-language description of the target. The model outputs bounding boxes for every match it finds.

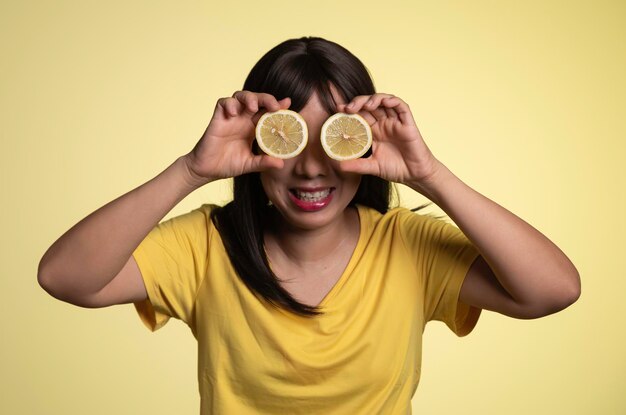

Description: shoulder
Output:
[153,203,222,240]
[358,205,465,249]
[356,205,430,249]
[195,203,220,221]
[175,203,220,219]
[163,203,219,225]
[357,204,435,231]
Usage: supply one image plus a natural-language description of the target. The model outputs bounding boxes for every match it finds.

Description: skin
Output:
[259,91,361,234]
[259,91,362,305]
[38,89,580,319]
[336,93,581,318]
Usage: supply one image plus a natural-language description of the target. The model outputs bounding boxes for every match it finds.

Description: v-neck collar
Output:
[314,204,367,310]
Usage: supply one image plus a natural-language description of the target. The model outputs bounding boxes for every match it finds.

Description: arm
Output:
[407,162,580,319]
[37,156,206,307]
[337,94,581,319]
[38,92,290,308]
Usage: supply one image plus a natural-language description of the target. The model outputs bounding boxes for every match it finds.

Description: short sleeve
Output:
[397,209,482,337]
[132,204,213,332]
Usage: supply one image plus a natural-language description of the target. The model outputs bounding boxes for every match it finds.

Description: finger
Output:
[255,92,283,112]
[335,97,375,122]
[352,94,396,122]
[355,110,378,126]
[380,96,402,107]
[378,96,415,126]
[368,107,388,123]
[381,97,398,119]
[278,96,291,109]
[344,95,373,113]
[235,91,284,113]
[248,154,284,172]
[233,91,260,114]
[383,107,397,118]
[223,97,243,118]
[251,111,265,125]
[230,91,256,115]
[252,96,292,123]
[337,157,380,176]
[214,98,236,118]
[362,93,396,112]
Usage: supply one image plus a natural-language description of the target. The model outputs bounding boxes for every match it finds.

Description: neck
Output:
[265,207,359,266]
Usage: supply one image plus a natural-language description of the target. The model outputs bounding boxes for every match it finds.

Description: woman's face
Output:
[260,89,362,232]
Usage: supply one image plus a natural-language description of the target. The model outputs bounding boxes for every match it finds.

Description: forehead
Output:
[300,83,346,117]
[300,92,330,118]
[327,83,346,102]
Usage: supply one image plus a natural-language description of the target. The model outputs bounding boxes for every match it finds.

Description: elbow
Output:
[37,259,55,296]
[548,278,581,315]
[558,266,582,310]
[524,272,581,319]
[37,260,81,306]
[565,271,582,308]
[37,261,65,301]
[567,270,582,305]
[37,262,104,309]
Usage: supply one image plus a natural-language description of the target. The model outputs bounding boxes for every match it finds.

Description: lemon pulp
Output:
[321,113,372,160]
[256,110,308,159]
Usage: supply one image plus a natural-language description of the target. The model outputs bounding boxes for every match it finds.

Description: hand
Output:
[183,91,291,186]
[337,93,443,190]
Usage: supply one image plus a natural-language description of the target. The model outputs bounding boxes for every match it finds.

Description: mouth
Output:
[288,187,335,211]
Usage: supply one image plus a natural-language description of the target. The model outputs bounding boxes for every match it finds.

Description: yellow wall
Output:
[2,1,624,413]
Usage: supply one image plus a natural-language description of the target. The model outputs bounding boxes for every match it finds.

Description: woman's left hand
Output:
[339,94,581,320]
[337,93,442,188]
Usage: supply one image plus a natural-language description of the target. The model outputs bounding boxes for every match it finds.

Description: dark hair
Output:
[211,36,391,316]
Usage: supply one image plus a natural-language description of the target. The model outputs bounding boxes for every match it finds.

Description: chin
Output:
[274,203,349,232]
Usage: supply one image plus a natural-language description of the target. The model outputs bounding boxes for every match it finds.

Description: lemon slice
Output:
[255,109,308,159]
[320,113,372,160]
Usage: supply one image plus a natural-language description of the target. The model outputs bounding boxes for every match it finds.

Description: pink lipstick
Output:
[288,187,335,212]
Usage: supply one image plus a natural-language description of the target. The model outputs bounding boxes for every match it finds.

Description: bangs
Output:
[248,54,342,114]
[242,37,375,114]
[214,37,390,317]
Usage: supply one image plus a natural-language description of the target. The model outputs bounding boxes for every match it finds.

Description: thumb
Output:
[338,157,379,176]
[249,155,284,173]
[278,97,291,109]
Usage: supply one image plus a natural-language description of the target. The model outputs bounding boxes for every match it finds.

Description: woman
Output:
[38,36,580,414]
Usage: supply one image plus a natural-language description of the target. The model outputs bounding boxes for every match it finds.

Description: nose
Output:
[293,136,330,178]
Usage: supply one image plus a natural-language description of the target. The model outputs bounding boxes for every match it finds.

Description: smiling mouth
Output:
[290,188,334,202]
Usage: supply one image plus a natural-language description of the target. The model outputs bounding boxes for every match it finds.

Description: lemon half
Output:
[255,110,308,159]
[320,113,372,161]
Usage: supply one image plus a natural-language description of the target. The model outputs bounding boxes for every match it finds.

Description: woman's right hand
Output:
[182,91,291,186]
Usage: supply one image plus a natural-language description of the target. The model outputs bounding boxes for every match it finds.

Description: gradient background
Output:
[2,1,624,413]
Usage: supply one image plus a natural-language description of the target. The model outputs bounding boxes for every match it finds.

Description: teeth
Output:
[294,189,331,202]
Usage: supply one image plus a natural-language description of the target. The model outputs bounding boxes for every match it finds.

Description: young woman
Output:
[38,36,580,414]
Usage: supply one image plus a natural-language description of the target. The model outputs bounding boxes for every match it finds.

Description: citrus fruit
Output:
[320,113,372,160]
[255,109,308,159]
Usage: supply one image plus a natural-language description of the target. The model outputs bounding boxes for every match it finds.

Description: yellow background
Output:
[2,0,624,413]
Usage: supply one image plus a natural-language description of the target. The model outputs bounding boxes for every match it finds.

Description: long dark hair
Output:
[211,36,391,316]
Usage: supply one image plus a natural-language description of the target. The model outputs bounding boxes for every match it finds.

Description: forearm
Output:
[408,162,580,306]
[38,155,206,297]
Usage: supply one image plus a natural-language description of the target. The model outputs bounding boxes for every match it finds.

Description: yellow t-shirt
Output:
[132,204,481,414]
